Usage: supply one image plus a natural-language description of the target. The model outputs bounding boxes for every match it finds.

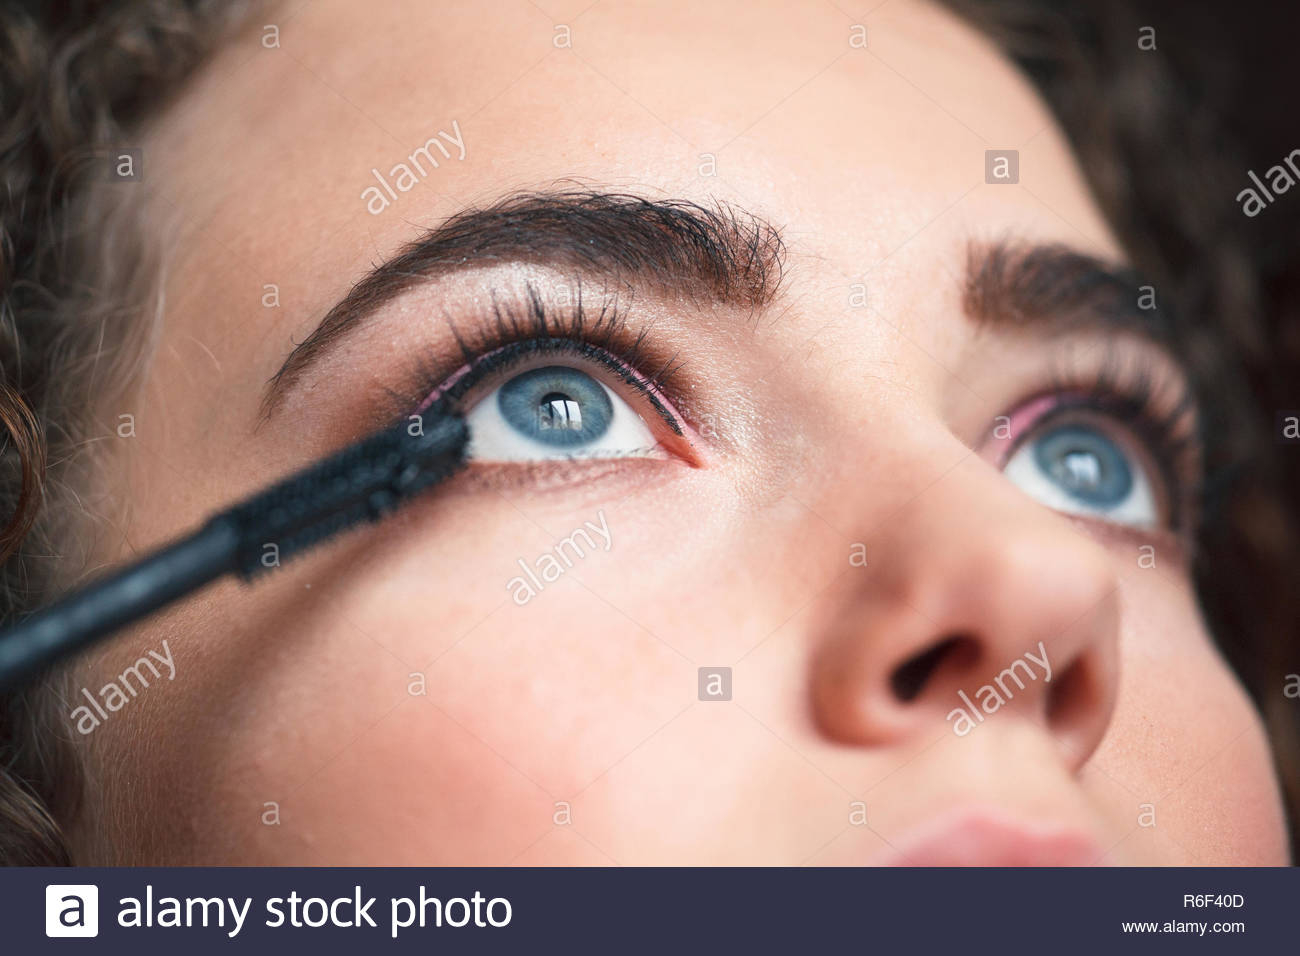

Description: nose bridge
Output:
[807,440,1121,766]
[866,447,1116,638]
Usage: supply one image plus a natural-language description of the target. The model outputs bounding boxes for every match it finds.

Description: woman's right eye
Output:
[462,362,670,462]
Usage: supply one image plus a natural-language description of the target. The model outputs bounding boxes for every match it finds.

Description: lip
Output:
[873,809,1107,866]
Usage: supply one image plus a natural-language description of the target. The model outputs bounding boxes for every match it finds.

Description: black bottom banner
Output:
[12,866,1294,953]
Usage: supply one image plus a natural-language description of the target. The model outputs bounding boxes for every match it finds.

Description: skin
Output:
[65,0,1288,864]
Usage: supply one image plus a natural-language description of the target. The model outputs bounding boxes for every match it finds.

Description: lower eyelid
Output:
[449,453,685,497]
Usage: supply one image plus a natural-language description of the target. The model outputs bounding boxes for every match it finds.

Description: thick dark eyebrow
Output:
[259,190,785,419]
[963,239,1174,345]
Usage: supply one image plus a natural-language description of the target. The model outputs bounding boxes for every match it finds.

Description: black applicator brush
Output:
[0,409,468,692]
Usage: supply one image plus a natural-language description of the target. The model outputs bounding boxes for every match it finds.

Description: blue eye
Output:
[1033,425,1132,506]
[497,366,613,448]
[1003,419,1159,528]
[464,363,666,462]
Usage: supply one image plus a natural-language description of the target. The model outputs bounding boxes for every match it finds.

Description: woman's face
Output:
[71,0,1288,864]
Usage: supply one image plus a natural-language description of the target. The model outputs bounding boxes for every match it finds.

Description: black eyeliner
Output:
[387,280,687,434]
[442,337,684,435]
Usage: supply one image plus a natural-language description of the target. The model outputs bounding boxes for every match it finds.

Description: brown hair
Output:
[0,0,255,864]
[0,0,1294,863]
[944,0,1299,856]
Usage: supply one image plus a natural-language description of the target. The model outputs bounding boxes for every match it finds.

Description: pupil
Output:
[1034,424,1132,506]
[1055,449,1101,491]
[497,365,613,448]
[537,392,583,430]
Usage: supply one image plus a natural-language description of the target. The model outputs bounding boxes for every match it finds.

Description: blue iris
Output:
[1032,424,1132,507]
[497,366,613,448]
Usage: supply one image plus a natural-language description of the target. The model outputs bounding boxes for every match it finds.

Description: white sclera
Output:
[464,375,665,462]
[1002,423,1159,529]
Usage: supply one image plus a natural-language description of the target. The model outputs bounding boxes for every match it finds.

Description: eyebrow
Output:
[260,192,1179,420]
[259,190,785,419]
[963,239,1175,345]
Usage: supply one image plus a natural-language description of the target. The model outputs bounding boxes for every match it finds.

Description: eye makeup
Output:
[385,281,699,465]
[373,274,1202,534]
[986,349,1202,536]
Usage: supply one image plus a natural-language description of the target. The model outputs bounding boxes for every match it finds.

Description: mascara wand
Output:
[0,410,468,693]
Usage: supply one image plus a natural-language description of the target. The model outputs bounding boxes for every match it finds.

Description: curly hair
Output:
[942,0,1299,858]
[0,0,1294,863]
[0,0,255,864]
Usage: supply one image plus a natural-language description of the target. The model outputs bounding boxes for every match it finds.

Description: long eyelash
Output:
[1042,346,1203,532]
[387,280,686,433]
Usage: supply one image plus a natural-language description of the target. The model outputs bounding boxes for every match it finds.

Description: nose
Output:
[809,452,1120,770]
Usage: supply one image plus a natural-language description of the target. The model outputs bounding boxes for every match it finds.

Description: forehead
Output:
[143,0,1122,381]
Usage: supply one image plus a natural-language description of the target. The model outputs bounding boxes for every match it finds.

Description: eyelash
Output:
[1004,357,1202,532]
[394,284,686,433]
[385,286,1202,532]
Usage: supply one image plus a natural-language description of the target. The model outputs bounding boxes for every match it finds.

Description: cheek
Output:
[81,492,716,862]
[1087,567,1289,863]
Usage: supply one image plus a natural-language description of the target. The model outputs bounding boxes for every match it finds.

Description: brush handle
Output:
[0,411,466,692]
[0,519,239,690]
[222,411,467,577]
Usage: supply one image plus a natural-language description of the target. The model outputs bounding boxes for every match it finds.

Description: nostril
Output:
[889,634,977,702]
[1046,655,1095,732]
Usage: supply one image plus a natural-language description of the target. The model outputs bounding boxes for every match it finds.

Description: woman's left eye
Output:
[1001,417,1160,528]
[463,364,667,462]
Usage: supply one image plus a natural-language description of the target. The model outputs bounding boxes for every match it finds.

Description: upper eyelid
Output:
[993,388,1193,465]
[363,279,687,427]
[259,190,785,423]
[984,392,1057,463]
[991,335,1203,449]
[417,337,687,436]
